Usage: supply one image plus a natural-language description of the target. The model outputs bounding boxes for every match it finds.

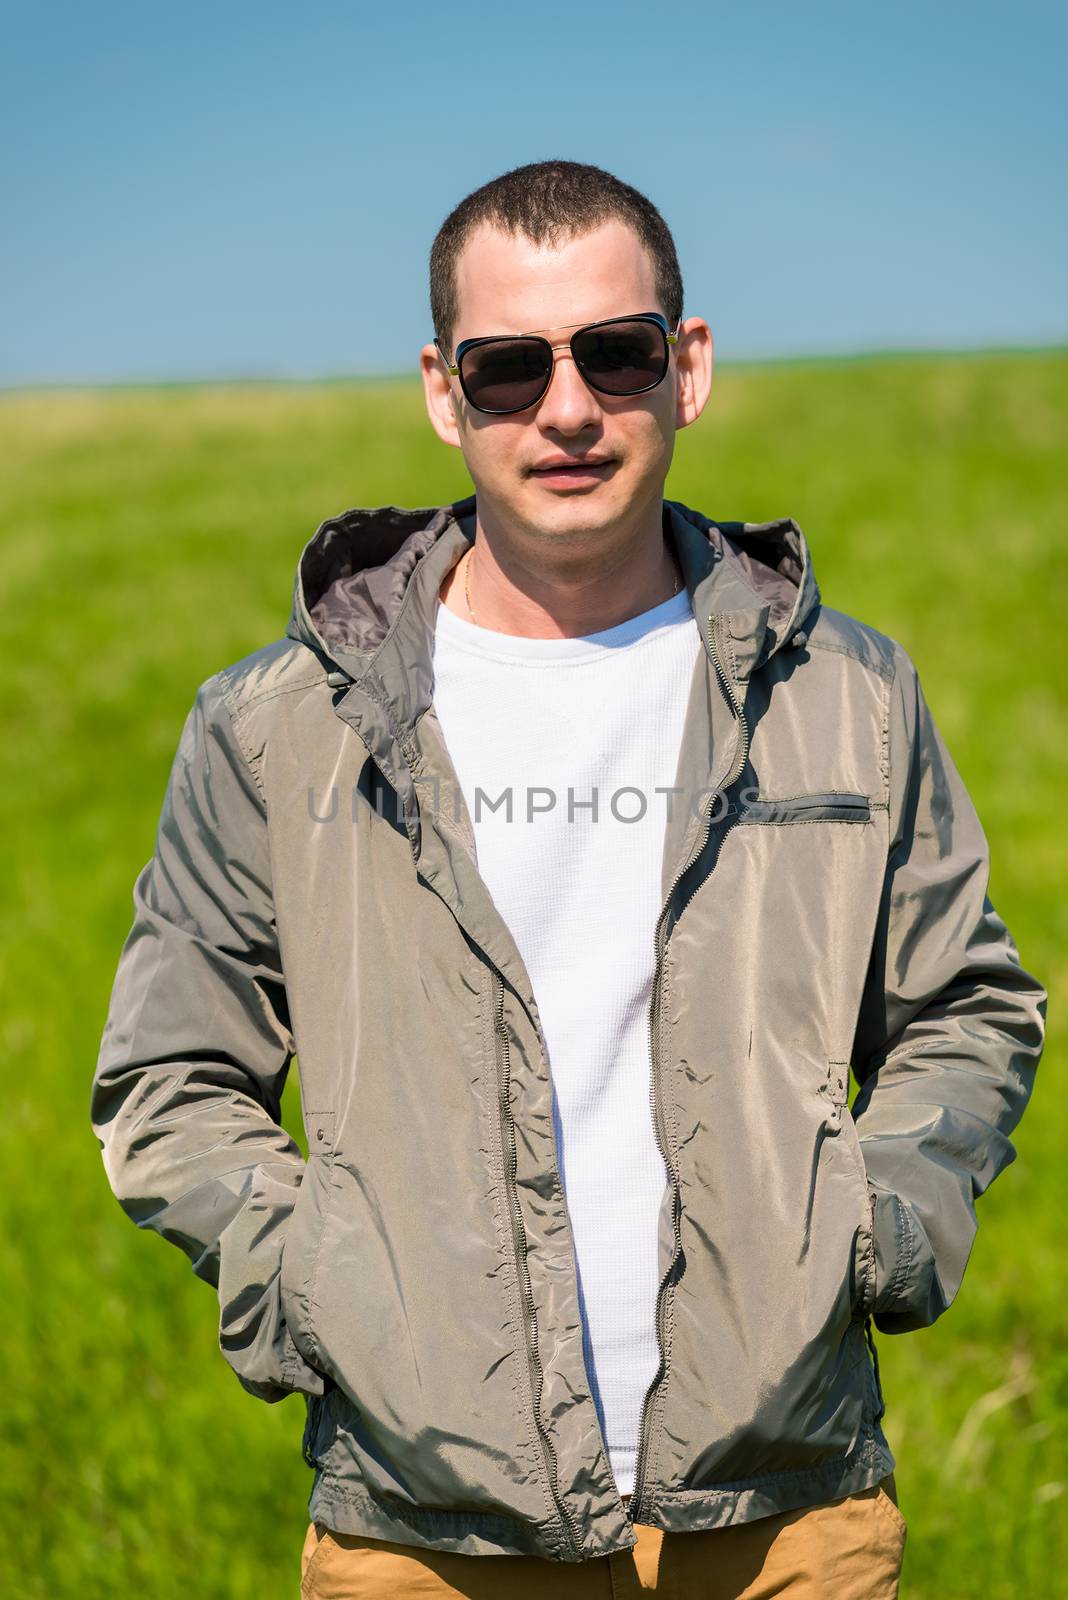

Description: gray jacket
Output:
[91,495,1046,1561]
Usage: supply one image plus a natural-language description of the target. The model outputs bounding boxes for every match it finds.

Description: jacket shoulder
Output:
[182,640,329,805]
[206,638,327,720]
[805,604,904,685]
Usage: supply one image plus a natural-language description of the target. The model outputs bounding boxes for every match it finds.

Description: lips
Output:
[529,457,614,475]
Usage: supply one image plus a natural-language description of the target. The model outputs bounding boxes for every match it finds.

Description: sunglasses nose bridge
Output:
[536,339,604,415]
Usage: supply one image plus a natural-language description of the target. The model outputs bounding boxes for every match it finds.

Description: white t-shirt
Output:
[430,582,701,1496]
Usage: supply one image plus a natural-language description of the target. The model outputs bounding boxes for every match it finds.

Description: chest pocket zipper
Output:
[736,791,871,825]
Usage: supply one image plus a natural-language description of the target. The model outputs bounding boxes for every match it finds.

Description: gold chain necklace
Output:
[463,545,682,627]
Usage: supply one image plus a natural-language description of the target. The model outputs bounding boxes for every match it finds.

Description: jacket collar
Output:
[286,492,822,727]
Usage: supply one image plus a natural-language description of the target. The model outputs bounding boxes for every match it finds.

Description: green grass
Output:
[1,353,1064,1598]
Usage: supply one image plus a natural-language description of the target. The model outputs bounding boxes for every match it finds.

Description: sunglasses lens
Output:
[573,319,668,395]
[460,338,552,413]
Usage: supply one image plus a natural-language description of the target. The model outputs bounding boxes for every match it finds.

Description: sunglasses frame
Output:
[435,312,682,416]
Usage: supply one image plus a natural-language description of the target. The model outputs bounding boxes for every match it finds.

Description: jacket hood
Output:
[285,492,822,682]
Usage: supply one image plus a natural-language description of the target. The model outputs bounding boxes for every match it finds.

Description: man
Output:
[91,160,1045,1598]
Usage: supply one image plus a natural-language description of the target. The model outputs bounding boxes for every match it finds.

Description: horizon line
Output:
[2,338,1066,397]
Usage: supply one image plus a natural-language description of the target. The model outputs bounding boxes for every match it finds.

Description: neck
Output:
[441,497,683,638]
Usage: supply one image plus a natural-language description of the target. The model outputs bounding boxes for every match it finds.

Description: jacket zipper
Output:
[492,970,585,1558]
[627,612,751,1523]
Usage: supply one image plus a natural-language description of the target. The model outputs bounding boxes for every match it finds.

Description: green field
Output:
[1,352,1064,1598]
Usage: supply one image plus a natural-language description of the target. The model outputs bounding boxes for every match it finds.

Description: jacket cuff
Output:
[867,1183,941,1333]
[226,1276,330,1405]
[869,1186,912,1303]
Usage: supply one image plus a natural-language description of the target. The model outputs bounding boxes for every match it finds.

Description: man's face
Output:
[421,218,713,549]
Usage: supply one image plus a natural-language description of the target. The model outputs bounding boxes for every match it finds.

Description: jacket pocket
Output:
[301,1380,337,1471]
[736,791,871,825]
[828,1078,878,1323]
[280,1110,337,1374]
[852,1181,878,1322]
[840,1153,920,1332]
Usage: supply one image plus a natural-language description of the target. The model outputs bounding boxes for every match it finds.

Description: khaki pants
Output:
[299,1474,906,1597]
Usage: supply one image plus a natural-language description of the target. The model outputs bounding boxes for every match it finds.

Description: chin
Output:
[522,493,621,541]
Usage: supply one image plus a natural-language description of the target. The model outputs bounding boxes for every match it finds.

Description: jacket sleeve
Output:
[849,640,1046,1335]
[90,670,326,1402]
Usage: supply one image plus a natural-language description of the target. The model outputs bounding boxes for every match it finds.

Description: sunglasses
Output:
[435,312,681,416]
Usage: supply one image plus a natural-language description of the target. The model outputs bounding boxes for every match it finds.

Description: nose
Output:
[534,344,603,437]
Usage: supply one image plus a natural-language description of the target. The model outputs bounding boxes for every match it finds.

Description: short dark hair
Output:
[429,159,684,354]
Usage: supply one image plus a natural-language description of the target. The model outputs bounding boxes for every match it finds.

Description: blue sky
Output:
[2,1,1065,386]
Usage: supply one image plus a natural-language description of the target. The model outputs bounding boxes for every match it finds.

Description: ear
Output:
[674,317,714,430]
[421,341,463,449]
